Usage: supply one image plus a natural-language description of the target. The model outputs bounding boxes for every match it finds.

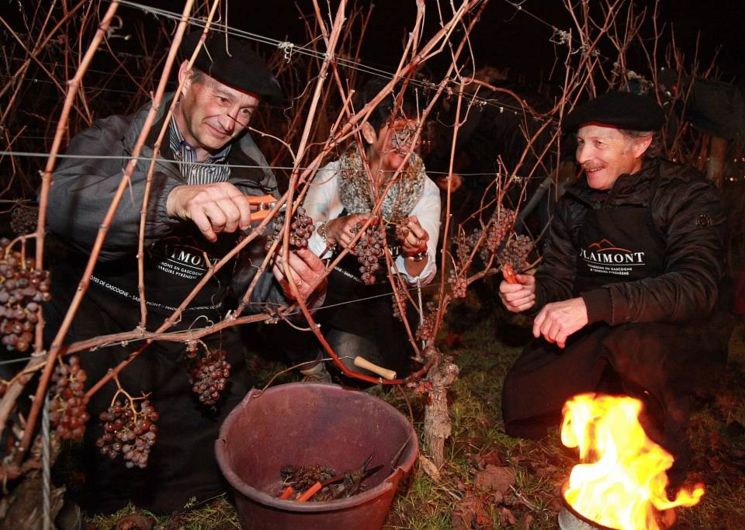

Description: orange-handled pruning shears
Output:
[245,194,282,223]
[502,263,518,284]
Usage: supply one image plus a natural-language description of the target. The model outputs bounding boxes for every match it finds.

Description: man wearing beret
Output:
[45,32,326,513]
[499,91,734,478]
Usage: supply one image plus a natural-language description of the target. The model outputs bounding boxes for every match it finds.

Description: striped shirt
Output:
[168,120,232,185]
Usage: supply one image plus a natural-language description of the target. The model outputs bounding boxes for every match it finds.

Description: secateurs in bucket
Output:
[278,453,382,502]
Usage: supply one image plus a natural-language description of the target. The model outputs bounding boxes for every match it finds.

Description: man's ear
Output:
[361,122,377,144]
[632,134,653,158]
[177,61,192,91]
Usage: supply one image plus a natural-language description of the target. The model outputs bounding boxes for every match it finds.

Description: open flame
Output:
[560,393,704,530]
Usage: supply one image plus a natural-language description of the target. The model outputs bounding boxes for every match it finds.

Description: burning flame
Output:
[561,393,704,530]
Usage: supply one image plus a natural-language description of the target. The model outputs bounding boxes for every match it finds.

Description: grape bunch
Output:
[352,223,385,285]
[456,228,482,265]
[391,296,405,321]
[50,355,90,441]
[480,208,516,262]
[455,230,470,265]
[10,204,39,236]
[415,301,438,342]
[96,396,159,469]
[448,273,468,299]
[0,239,51,352]
[265,206,315,250]
[498,234,535,273]
[188,348,231,407]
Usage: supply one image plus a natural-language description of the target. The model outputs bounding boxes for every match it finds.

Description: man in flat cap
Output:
[45,32,326,513]
[499,91,734,479]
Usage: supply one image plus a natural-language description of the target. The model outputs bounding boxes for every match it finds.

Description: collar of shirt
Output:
[168,120,232,184]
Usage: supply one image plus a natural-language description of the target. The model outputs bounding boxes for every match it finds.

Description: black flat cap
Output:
[180,31,284,104]
[563,91,664,132]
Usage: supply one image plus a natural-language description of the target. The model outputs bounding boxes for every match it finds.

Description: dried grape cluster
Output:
[415,301,438,342]
[265,206,314,250]
[50,356,90,441]
[448,273,468,299]
[96,396,159,469]
[455,228,483,265]
[391,295,406,321]
[480,208,516,262]
[390,223,409,257]
[10,204,39,235]
[187,348,231,407]
[0,239,51,352]
[498,234,535,273]
[352,223,385,285]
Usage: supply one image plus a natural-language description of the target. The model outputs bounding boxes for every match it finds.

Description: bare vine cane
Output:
[0,0,93,131]
[382,237,425,360]
[275,0,350,277]
[18,0,126,467]
[0,20,81,125]
[432,80,465,344]
[42,392,51,530]
[136,0,223,328]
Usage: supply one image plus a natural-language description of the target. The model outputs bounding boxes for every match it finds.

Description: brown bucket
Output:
[215,382,418,530]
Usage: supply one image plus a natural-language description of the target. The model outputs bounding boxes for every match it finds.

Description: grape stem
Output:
[109,375,151,419]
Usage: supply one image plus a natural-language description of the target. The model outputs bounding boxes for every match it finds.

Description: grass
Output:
[81,312,745,529]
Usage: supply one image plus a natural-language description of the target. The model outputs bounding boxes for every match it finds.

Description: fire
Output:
[560,393,704,530]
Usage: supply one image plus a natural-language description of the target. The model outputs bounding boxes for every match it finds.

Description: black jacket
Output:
[534,158,726,325]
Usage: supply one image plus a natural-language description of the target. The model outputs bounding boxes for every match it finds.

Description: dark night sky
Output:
[210,0,745,85]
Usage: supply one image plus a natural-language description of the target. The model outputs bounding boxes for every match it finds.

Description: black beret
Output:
[180,31,284,104]
[563,91,663,132]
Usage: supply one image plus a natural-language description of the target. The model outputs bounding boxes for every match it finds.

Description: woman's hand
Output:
[399,216,429,257]
[324,214,370,249]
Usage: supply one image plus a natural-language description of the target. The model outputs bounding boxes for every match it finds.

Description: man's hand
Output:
[325,214,370,249]
[272,248,327,302]
[499,274,536,313]
[166,183,253,242]
[532,297,588,348]
[399,216,429,257]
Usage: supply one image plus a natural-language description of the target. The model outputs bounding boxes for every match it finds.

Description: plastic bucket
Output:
[215,383,418,530]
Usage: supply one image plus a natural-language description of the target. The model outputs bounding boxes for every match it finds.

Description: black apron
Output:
[574,196,666,292]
